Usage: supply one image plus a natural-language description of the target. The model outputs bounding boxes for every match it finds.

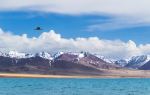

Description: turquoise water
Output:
[0,78,150,95]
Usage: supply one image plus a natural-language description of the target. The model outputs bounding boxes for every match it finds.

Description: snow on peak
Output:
[94,54,116,63]
[8,51,26,58]
[78,53,85,58]
[67,52,85,59]
[1,50,150,67]
[37,52,53,60]
[145,55,150,63]
[0,51,54,60]
[115,59,129,67]
[129,55,150,64]
[53,51,64,58]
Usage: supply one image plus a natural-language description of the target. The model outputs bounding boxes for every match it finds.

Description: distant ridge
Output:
[0,51,150,75]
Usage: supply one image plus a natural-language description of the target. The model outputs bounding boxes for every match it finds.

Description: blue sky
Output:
[0,0,150,59]
[0,11,150,44]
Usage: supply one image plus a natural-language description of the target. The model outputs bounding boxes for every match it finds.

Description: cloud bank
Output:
[1,0,150,30]
[0,0,150,18]
[0,28,150,59]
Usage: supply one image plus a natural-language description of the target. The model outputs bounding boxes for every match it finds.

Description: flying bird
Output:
[34,27,43,30]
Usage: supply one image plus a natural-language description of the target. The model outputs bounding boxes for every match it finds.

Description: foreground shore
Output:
[0,73,149,78]
[1,69,150,78]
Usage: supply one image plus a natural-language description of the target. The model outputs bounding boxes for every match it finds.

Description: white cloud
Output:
[86,18,150,31]
[0,0,150,18]
[0,0,150,30]
[0,28,150,59]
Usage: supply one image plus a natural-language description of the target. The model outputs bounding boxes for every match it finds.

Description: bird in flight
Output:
[34,27,43,30]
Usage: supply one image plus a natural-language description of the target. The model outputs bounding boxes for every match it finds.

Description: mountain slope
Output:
[1,51,150,74]
[50,60,103,75]
[125,55,150,69]
[139,61,150,70]
[0,51,121,75]
[55,52,120,69]
[115,59,128,67]
[0,56,51,74]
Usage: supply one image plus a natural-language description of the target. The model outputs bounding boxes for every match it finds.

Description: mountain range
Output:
[0,51,150,75]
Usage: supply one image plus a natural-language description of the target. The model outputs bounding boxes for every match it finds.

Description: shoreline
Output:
[0,73,150,78]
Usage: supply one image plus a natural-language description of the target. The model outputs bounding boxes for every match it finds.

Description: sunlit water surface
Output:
[0,78,150,95]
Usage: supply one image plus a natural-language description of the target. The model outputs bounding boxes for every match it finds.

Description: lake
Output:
[0,78,150,95]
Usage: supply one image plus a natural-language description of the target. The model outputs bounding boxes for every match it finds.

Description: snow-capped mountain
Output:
[36,52,53,60]
[0,51,119,65]
[115,59,129,67]
[53,51,85,59]
[8,51,26,58]
[0,51,27,58]
[0,51,53,60]
[126,55,150,69]
[53,51,64,58]
[0,51,120,74]
[0,51,87,61]
[68,52,85,58]
[53,51,119,69]
[95,54,116,64]
[114,55,150,69]
[1,50,150,70]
